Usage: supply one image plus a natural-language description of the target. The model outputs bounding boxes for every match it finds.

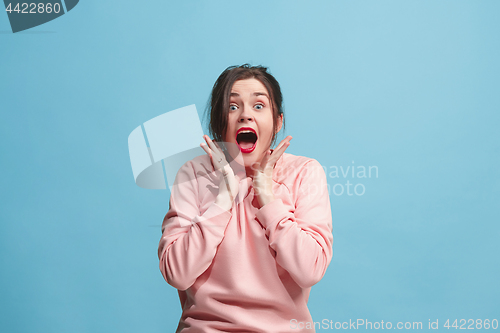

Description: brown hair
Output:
[204,64,285,148]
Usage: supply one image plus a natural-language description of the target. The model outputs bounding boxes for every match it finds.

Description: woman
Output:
[158,64,333,332]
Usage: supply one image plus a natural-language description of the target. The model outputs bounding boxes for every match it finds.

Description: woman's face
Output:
[223,78,283,171]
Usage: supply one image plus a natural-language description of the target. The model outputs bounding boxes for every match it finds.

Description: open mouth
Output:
[236,127,258,153]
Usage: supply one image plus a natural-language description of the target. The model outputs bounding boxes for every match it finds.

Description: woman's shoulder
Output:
[280,152,319,167]
[187,153,212,169]
[172,154,213,185]
[176,151,323,183]
[275,152,324,183]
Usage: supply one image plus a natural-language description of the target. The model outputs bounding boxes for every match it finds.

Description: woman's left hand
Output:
[252,136,292,208]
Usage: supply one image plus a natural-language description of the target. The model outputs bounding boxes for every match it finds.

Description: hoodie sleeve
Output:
[158,161,232,291]
[255,159,333,288]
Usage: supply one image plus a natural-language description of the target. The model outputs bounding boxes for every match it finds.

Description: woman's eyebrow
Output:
[254,92,270,99]
[230,92,269,99]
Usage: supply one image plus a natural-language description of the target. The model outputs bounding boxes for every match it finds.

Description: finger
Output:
[213,140,223,151]
[267,137,292,164]
[202,142,228,174]
[272,136,292,156]
[204,135,221,153]
[274,140,291,157]
[273,136,293,153]
[260,135,292,169]
[200,142,212,157]
[213,141,229,163]
[201,145,218,172]
[257,150,272,170]
[267,139,292,166]
[233,173,242,183]
[204,136,226,163]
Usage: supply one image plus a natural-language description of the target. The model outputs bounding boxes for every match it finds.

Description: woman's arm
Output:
[255,159,333,289]
[158,161,232,291]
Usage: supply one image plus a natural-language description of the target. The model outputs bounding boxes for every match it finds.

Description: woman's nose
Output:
[239,107,254,122]
[239,115,253,122]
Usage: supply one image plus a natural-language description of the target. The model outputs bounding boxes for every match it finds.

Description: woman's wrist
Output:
[258,193,275,208]
[215,195,233,211]
[220,164,233,177]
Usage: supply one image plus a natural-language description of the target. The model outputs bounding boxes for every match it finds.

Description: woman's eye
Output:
[229,105,238,111]
[254,104,264,110]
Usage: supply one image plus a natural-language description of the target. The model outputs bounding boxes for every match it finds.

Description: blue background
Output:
[1,0,499,332]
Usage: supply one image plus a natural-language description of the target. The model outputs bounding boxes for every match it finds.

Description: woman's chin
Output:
[242,151,264,169]
[241,154,255,166]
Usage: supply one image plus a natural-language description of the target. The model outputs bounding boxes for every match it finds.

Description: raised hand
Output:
[251,136,292,208]
[200,135,240,211]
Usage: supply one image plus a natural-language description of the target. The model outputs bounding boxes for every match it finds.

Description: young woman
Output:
[158,64,333,332]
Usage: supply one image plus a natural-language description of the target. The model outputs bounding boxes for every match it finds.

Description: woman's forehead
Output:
[231,78,269,96]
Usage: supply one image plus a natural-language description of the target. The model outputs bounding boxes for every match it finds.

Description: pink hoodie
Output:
[158,151,333,333]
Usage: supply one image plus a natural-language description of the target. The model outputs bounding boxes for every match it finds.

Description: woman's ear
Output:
[275,114,283,133]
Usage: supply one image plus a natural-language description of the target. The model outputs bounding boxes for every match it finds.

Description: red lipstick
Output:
[235,127,258,153]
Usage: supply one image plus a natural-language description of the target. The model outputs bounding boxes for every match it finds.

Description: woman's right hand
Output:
[200,135,240,211]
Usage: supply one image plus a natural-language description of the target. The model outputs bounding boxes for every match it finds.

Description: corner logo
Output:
[3,0,78,33]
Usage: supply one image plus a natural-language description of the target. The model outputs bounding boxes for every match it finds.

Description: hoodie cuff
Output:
[191,202,233,229]
[255,198,290,230]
